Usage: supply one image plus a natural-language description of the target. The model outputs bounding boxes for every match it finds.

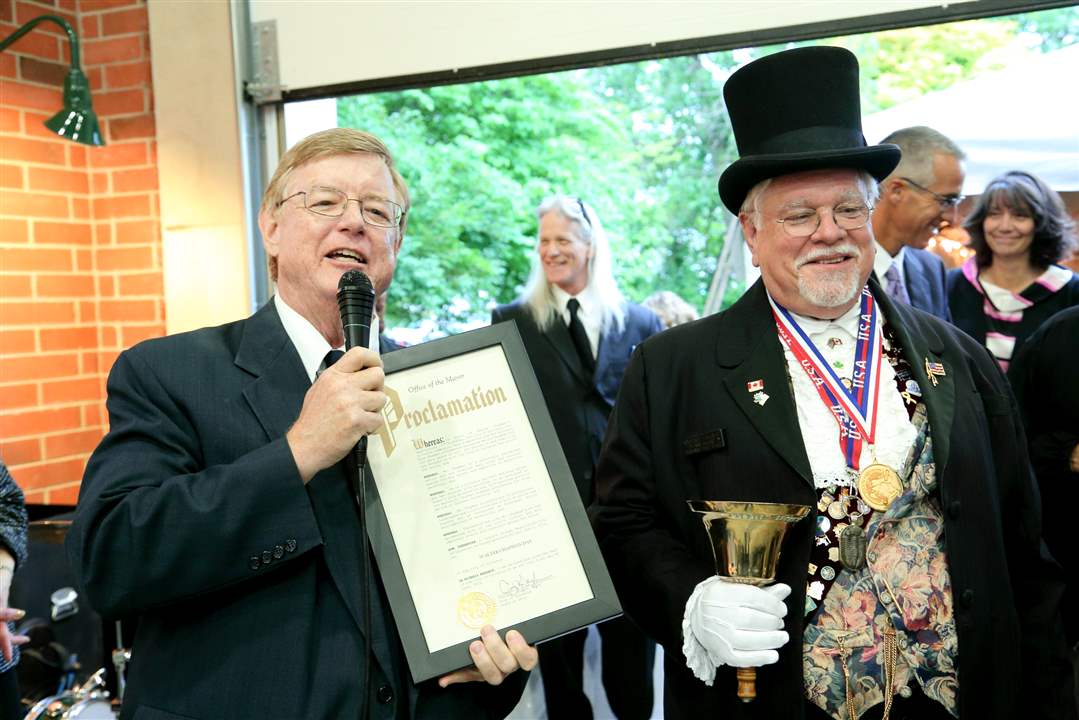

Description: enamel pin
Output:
[747,379,764,393]
[753,391,769,406]
[924,358,947,386]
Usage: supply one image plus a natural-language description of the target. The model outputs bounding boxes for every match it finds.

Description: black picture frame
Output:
[364,321,621,683]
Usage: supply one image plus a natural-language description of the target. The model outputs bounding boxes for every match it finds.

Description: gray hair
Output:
[880,126,966,187]
[520,195,626,333]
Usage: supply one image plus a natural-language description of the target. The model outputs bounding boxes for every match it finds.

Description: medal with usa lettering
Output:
[771,288,901,569]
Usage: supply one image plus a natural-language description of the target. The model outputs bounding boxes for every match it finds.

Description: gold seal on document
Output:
[857,464,904,511]
[456,592,497,629]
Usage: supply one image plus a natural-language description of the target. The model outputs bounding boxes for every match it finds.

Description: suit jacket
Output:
[66,301,526,720]
[591,278,1074,720]
[491,301,663,506]
[875,247,951,321]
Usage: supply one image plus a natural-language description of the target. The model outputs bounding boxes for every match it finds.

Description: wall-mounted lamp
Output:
[0,14,104,146]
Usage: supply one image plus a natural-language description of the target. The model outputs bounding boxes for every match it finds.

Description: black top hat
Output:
[717,46,901,214]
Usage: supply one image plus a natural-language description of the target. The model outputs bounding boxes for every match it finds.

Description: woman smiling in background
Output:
[947,170,1079,372]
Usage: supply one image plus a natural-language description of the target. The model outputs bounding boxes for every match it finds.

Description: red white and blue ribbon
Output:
[769,287,884,471]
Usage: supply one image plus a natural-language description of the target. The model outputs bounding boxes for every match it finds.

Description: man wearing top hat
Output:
[591,46,1074,720]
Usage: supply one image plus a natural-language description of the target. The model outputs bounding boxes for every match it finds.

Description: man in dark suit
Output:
[492,196,662,719]
[870,126,964,320]
[67,128,535,720]
[592,47,1074,720]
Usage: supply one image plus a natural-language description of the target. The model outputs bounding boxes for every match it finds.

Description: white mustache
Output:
[795,243,862,268]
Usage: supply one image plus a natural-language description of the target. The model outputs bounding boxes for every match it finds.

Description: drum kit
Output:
[11,519,131,720]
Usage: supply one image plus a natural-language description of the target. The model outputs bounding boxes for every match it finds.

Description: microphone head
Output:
[338,269,373,297]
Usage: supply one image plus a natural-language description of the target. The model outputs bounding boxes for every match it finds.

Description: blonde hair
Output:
[520,195,625,333]
[260,128,410,281]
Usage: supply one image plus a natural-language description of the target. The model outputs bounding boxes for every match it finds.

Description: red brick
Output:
[117,271,161,295]
[23,110,66,140]
[101,7,147,36]
[99,349,119,370]
[0,28,59,60]
[0,218,28,242]
[121,323,162,346]
[33,220,92,245]
[112,166,156,192]
[0,300,75,325]
[96,246,153,274]
[86,66,103,92]
[92,193,149,219]
[83,35,142,66]
[43,377,104,405]
[0,107,20,132]
[0,246,73,271]
[0,406,80,439]
[80,350,99,374]
[46,482,83,504]
[72,196,89,218]
[0,135,67,164]
[13,457,86,490]
[99,324,115,346]
[87,140,146,167]
[114,219,154,244]
[68,144,86,168]
[28,166,90,193]
[40,325,98,351]
[0,351,79,381]
[19,56,66,86]
[108,113,153,142]
[45,428,103,458]
[91,171,109,193]
[0,190,69,217]
[0,53,14,80]
[0,274,32,296]
[0,436,41,465]
[100,298,154,322]
[77,299,95,320]
[0,329,35,353]
[82,400,104,426]
[94,88,144,116]
[21,489,46,504]
[81,13,101,40]
[14,3,77,34]
[104,60,149,89]
[81,0,137,12]
[98,274,113,295]
[37,273,96,297]
[0,382,37,409]
[93,222,111,244]
[0,3,13,23]
[0,162,22,188]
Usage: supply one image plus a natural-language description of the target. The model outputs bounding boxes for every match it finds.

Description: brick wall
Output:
[0,0,161,503]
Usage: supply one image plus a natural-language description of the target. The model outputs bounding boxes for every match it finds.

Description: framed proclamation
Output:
[364,322,622,683]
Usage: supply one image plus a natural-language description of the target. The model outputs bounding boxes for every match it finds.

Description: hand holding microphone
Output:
[286,271,384,483]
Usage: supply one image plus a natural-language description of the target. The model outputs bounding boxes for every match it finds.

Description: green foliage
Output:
[334,6,1076,335]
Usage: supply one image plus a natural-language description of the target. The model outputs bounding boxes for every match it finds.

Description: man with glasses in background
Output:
[68,128,535,720]
[869,126,965,320]
[592,47,1073,720]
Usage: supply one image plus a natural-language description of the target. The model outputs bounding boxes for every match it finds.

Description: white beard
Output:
[795,243,864,308]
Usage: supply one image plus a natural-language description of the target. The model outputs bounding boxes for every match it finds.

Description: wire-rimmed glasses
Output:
[900,177,964,210]
[279,186,403,228]
[774,203,873,238]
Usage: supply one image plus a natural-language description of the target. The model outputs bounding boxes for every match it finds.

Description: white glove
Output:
[682,576,791,685]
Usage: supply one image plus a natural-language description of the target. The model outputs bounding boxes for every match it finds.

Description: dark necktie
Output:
[884,263,912,306]
[316,349,344,379]
[566,298,595,373]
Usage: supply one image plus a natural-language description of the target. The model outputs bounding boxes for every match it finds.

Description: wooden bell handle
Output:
[736,667,757,702]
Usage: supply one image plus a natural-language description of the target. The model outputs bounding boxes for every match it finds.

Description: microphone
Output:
[337,270,376,472]
[337,269,376,352]
[336,269,375,720]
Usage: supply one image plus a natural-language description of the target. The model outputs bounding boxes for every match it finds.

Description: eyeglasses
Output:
[278,186,403,228]
[900,177,964,209]
[774,203,873,238]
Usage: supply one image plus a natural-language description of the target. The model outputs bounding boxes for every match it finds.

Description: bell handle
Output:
[736,667,757,702]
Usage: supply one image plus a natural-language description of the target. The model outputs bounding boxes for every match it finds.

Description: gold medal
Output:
[857,463,903,511]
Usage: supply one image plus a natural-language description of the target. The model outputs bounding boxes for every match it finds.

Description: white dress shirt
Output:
[275,294,379,383]
[550,284,601,359]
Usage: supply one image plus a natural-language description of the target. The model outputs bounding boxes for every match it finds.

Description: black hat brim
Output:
[718,144,901,215]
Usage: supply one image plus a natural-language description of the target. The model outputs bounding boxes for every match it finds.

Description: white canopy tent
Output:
[862,43,1079,193]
